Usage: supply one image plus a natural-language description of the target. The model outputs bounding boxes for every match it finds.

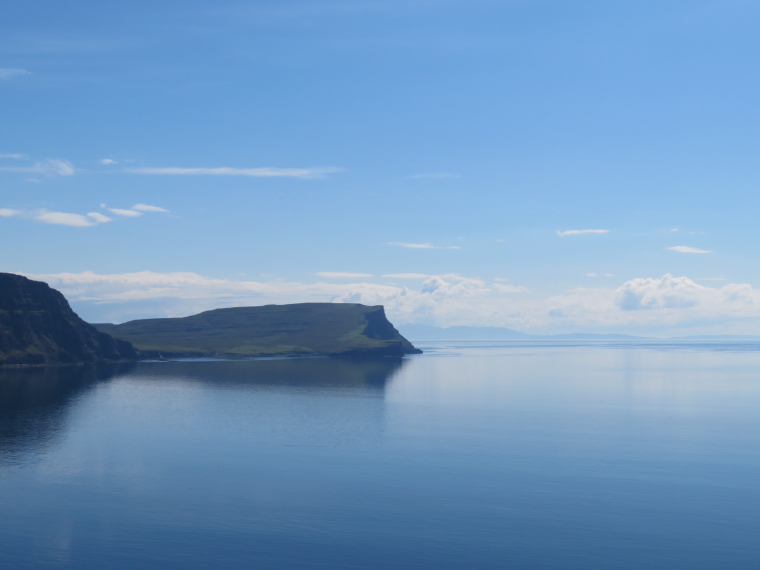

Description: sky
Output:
[3,0,760,336]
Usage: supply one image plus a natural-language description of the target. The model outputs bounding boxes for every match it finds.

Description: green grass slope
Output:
[95,303,421,359]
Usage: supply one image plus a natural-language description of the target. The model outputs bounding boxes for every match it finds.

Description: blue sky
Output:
[3,0,760,335]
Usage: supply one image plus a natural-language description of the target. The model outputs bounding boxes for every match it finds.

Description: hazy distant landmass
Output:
[398,325,649,341]
[398,325,760,342]
[668,335,760,341]
[95,303,421,359]
[0,273,137,366]
[399,324,531,340]
[543,333,650,340]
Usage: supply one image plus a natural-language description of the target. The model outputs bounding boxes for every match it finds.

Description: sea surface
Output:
[2,341,760,569]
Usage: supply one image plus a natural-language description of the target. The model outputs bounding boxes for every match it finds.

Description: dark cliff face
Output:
[360,306,422,355]
[0,273,137,366]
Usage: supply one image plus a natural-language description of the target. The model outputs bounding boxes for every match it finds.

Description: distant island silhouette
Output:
[95,303,421,359]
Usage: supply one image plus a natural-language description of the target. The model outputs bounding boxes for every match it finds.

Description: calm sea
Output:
[2,342,760,569]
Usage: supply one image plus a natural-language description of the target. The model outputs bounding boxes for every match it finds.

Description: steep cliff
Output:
[0,273,137,366]
[96,303,422,359]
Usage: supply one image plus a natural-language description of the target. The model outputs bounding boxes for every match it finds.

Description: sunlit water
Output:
[2,342,760,569]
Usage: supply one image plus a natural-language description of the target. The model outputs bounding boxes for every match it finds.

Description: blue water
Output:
[2,342,760,569]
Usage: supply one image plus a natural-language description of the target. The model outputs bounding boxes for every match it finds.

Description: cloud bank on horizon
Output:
[20,270,760,337]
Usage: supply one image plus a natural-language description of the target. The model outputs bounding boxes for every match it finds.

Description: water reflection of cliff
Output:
[0,358,407,461]
[134,359,408,447]
[133,357,407,393]
[0,363,134,464]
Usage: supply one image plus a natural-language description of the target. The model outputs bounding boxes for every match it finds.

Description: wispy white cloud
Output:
[0,153,27,160]
[668,245,712,254]
[35,211,111,228]
[99,158,117,165]
[0,158,75,177]
[124,166,342,179]
[107,208,142,217]
[86,212,113,224]
[0,68,31,79]
[316,272,373,279]
[382,273,430,279]
[40,159,75,176]
[556,229,610,237]
[585,273,598,277]
[696,277,728,282]
[410,172,460,179]
[3,202,166,227]
[131,203,169,213]
[25,271,406,309]
[388,242,460,250]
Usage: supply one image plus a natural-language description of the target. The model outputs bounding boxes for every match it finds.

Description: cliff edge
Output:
[0,273,137,366]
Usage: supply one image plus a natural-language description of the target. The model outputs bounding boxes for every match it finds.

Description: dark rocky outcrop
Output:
[96,303,422,359]
[0,273,137,366]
